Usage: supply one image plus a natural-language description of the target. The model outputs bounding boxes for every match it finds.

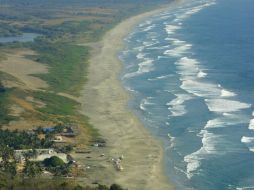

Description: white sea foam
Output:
[146,32,159,40]
[160,15,172,20]
[248,119,254,130]
[167,94,192,106]
[137,59,154,72]
[199,130,221,153]
[168,133,175,148]
[197,70,207,78]
[140,97,154,111]
[158,74,171,79]
[168,104,187,116]
[205,114,248,129]
[147,45,171,50]
[164,37,186,45]
[143,41,159,47]
[181,80,221,98]
[157,55,169,59]
[164,44,192,57]
[175,57,200,77]
[176,57,199,67]
[249,112,254,130]
[136,53,146,59]
[184,130,222,178]
[124,86,136,93]
[205,119,227,129]
[138,20,152,27]
[184,152,201,179]
[174,166,188,176]
[205,99,251,113]
[176,2,216,21]
[167,94,192,116]
[148,74,172,81]
[221,89,236,97]
[142,24,156,32]
[236,186,254,190]
[172,39,186,46]
[165,24,181,34]
[133,46,145,52]
[123,58,154,78]
[241,136,254,144]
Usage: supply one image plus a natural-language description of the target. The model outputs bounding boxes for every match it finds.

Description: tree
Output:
[54,165,70,176]
[23,161,42,177]
[98,184,110,190]
[110,184,124,190]
[0,145,14,163]
[43,156,65,167]
[4,162,17,177]
[73,185,85,190]
[23,149,37,160]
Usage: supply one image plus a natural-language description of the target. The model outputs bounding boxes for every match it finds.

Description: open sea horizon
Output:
[120,0,254,189]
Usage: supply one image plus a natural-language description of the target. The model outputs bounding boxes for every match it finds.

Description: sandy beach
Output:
[80,3,181,190]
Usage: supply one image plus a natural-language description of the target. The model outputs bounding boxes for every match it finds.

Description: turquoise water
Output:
[120,0,254,189]
[0,33,40,43]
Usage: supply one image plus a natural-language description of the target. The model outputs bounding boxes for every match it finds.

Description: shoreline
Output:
[80,2,182,189]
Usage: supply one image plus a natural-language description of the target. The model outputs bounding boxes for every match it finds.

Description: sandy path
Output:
[80,3,183,190]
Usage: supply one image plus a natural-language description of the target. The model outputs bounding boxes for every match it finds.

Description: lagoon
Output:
[0,33,40,43]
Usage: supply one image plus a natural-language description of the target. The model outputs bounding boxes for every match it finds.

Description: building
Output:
[14,149,67,163]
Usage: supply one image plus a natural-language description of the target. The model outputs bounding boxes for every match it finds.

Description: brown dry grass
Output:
[0,49,48,90]
[11,96,35,112]
[4,119,55,131]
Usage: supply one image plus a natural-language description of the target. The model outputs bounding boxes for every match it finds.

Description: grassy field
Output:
[30,41,90,95]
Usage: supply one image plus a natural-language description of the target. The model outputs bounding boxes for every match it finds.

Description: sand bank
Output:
[80,2,182,190]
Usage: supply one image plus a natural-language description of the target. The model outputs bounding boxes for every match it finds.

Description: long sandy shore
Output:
[80,3,181,190]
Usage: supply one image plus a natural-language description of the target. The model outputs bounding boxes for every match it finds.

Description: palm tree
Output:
[0,145,14,163]
[5,161,17,177]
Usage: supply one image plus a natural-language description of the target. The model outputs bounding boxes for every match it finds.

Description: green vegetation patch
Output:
[32,91,99,138]
[0,129,53,149]
[33,91,78,116]
[31,40,89,95]
[43,156,65,167]
[0,86,15,125]
[0,172,124,190]
[0,23,22,37]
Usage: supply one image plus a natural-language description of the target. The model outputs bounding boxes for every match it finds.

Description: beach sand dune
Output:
[81,5,178,190]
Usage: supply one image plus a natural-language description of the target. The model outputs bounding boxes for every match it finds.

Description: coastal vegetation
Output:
[0,173,124,190]
[0,85,14,125]
[30,41,90,94]
[0,129,53,149]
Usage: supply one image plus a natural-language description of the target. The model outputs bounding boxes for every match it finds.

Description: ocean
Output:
[120,0,254,189]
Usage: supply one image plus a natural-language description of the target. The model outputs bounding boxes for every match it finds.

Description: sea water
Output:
[120,0,254,189]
